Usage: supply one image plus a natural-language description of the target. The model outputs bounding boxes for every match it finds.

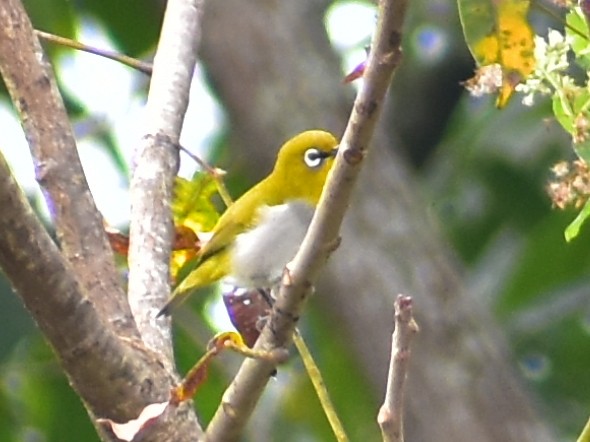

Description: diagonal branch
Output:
[128,0,204,361]
[0,149,200,441]
[204,0,408,439]
[0,0,132,333]
[201,1,556,440]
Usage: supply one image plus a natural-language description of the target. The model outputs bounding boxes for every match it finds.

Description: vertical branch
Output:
[377,295,419,442]
[128,0,204,359]
[205,0,409,439]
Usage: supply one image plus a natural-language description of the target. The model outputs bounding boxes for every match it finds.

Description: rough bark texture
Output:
[128,0,204,365]
[0,0,133,334]
[0,0,203,440]
[206,2,407,439]
[200,0,554,440]
[0,151,199,442]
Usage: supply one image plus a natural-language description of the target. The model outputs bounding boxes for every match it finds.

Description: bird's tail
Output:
[156,254,229,317]
[157,289,189,317]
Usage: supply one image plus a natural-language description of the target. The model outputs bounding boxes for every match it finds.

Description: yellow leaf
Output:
[172,173,220,233]
[170,172,222,280]
[459,0,535,107]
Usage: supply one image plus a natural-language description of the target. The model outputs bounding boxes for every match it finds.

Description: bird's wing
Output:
[199,217,244,260]
[199,177,279,261]
[198,190,261,261]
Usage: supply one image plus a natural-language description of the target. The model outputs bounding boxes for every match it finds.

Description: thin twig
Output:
[204,0,409,439]
[178,144,234,208]
[377,295,419,442]
[35,29,153,74]
[293,330,349,442]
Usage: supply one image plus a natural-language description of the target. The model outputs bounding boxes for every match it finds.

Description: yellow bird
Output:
[158,130,338,316]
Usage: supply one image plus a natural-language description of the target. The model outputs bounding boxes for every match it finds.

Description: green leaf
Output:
[552,93,574,134]
[565,198,590,241]
[566,7,590,70]
[551,87,590,159]
[573,138,590,164]
[172,172,220,234]
[171,173,222,282]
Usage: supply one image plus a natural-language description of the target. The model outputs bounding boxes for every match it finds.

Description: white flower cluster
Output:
[515,29,575,106]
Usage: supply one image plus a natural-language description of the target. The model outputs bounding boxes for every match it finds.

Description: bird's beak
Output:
[319,147,338,159]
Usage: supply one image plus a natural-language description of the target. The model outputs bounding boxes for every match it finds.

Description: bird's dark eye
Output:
[304,148,324,168]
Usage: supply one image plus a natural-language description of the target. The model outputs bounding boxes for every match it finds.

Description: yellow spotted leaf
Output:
[171,172,221,279]
[459,0,535,107]
[172,172,220,234]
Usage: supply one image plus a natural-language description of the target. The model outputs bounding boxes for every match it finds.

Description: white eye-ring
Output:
[304,148,324,168]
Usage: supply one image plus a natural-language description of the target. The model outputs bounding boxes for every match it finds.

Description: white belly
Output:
[228,201,315,288]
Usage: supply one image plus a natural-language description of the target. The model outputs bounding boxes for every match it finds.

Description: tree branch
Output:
[0,0,133,334]
[128,0,204,360]
[0,149,199,442]
[0,0,204,439]
[200,0,555,439]
[204,0,407,439]
[378,295,419,442]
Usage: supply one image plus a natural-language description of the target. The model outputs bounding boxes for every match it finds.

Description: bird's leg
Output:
[257,287,274,307]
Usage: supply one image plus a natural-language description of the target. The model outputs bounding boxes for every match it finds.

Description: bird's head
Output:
[270,130,339,205]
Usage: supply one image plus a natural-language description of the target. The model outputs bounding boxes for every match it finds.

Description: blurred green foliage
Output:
[0,334,98,441]
[389,0,590,436]
[425,95,590,437]
[1,0,590,441]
